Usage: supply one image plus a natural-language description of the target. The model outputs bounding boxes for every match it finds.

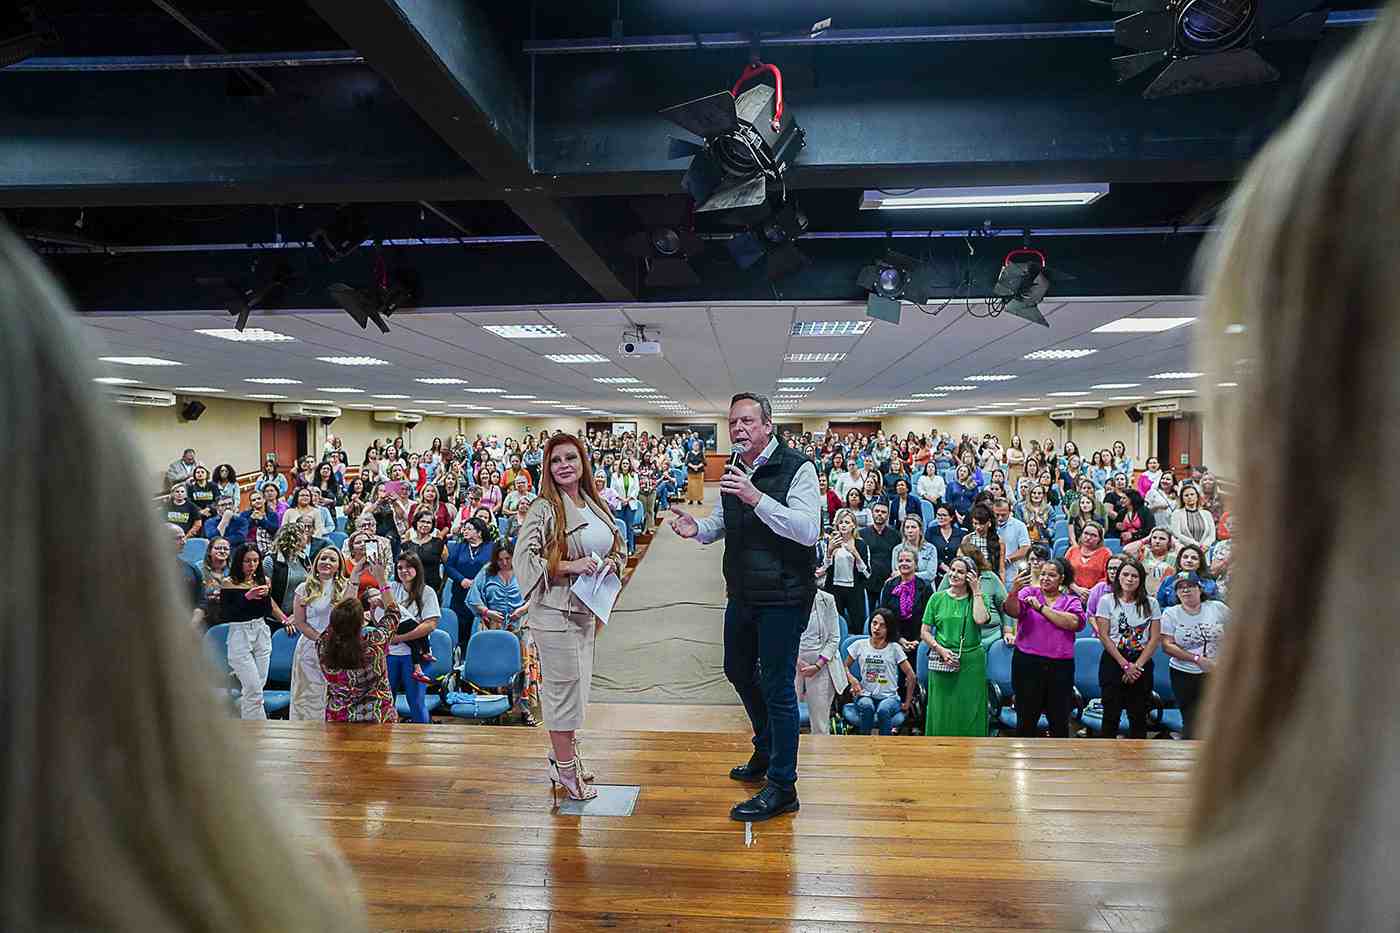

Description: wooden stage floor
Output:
[252,722,1193,932]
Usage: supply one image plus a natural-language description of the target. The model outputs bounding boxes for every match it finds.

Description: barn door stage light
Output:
[661,62,806,226]
[992,248,1059,327]
[1112,0,1330,98]
[857,251,940,324]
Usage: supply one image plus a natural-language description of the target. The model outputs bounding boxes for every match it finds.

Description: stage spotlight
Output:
[196,262,296,332]
[310,206,369,263]
[660,62,806,227]
[992,248,1064,327]
[622,197,706,288]
[857,251,939,323]
[1112,0,1328,98]
[0,4,56,69]
[727,200,809,281]
[328,249,419,334]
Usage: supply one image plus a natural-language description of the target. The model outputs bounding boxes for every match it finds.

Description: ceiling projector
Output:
[618,339,663,357]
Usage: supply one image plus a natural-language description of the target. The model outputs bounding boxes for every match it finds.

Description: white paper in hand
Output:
[570,551,622,625]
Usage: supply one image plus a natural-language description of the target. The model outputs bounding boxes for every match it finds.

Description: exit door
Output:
[260,417,306,476]
[1159,414,1202,475]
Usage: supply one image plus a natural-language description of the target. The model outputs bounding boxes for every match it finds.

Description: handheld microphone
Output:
[728,442,751,475]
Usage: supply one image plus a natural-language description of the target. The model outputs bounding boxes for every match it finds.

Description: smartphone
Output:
[366,540,379,562]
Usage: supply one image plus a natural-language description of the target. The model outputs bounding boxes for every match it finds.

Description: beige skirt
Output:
[686,471,705,503]
[530,606,597,731]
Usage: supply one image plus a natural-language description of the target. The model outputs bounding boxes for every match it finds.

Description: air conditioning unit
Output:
[374,410,423,425]
[106,387,177,407]
[1048,408,1101,421]
[1138,400,1182,415]
[272,403,343,419]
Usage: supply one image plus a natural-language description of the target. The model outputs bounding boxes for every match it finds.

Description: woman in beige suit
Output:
[795,588,845,734]
[516,433,626,801]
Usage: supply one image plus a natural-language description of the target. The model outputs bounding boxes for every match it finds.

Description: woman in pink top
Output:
[1003,556,1086,737]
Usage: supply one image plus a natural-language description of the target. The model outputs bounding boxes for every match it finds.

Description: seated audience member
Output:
[1003,556,1086,737]
[163,482,201,538]
[1160,572,1230,739]
[1066,521,1112,601]
[819,507,871,635]
[796,589,844,735]
[502,472,533,517]
[922,554,993,737]
[843,608,916,736]
[877,545,934,655]
[1156,544,1220,608]
[260,480,289,522]
[186,463,218,526]
[211,463,240,510]
[167,446,198,487]
[1091,557,1161,739]
[168,522,206,624]
[1171,483,1217,551]
[1208,513,1232,600]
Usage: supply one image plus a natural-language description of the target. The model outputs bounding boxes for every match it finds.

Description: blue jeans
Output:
[387,653,428,722]
[853,694,903,735]
[723,599,806,790]
[612,506,640,552]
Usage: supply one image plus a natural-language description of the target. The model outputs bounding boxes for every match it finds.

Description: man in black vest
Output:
[670,393,820,822]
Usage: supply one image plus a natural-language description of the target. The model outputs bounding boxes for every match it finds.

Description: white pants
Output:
[227,621,271,720]
[288,634,327,721]
[795,649,838,735]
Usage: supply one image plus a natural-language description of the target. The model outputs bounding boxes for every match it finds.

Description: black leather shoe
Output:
[728,752,769,782]
[730,782,799,822]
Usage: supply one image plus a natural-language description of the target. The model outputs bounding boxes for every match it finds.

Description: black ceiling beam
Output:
[307,0,634,302]
[0,68,487,207]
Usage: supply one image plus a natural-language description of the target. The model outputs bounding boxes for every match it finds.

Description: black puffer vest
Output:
[720,443,818,608]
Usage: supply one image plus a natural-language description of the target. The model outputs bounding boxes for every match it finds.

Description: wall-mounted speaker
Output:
[319,416,337,427]
[180,400,207,422]
[1125,405,1143,424]
[1050,416,1066,428]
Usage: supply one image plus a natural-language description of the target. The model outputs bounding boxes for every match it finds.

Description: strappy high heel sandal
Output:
[547,756,597,802]
[573,737,595,783]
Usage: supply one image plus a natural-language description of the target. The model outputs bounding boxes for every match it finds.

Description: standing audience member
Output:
[287,546,350,721]
[198,536,232,627]
[877,545,934,655]
[795,589,844,735]
[859,502,901,618]
[1091,558,1161,739]
[1160,572,1230,739]
[221,542,288,720]
[166,446,198,487]
[684,438,706,505]
[1003,557,1086,737]
[1066,522,1112,601]
[386,552,441,722]
[312,559,400,723]
[819,508,871,634]
[1171,484,1217,550]
[922,554,992,736]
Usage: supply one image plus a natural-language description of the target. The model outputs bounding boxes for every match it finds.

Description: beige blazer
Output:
[806,589,848,694]
[516,493,625,629]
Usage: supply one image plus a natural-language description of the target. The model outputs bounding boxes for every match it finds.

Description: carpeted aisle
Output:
[591,493,739,705]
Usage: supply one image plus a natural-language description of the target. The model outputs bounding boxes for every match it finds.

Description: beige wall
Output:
[122,395,273,492]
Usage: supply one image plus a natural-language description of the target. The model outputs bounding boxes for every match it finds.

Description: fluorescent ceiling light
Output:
[965,374,1017,382]
[1216,382,1239,388]
[1047,391,1092,397]
[502,394,536,399]
[481,324,566,339]
[194,327,295,342]
[790,320,871,337]
[777,376,825,384]
[316,356,389,366]
[778,388,814,394]
[785,352,846,363]
[931,385,977,392]
[1150,371,1203,379]
[1092,317,1195,334]
[593,377,640,384]
[1109,395,1146,401]
[545,353,608,363]
[94,376,141,385]
[246,393,287,399]
[371,394,411,399]
[860,183,1109,211]
[1017,397,1042,401]
[245,377,302,385]
[300,398,334,404]
[99,356,181,366]
[1155,389,1197,395]
[465,387,506,393]
[1224,323,1247,335]
[448,403,491,409]
[316,387,365,394]
[616,387,655,393]
[911,392,948,398]
[414,399,446,405]
[416,377,469,385]
[1023,348,1099,360]
[1091,383,1140,389]
[1071,400,1103,406]
[347,403,374,408]
[173,386,224,392]
[982,402,1016,407]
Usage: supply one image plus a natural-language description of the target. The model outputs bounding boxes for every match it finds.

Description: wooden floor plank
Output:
[248,723,1188,932]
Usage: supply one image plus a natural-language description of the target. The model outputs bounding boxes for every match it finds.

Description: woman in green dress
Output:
[922,554,991,736]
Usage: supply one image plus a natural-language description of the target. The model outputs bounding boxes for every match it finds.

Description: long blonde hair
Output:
[533,433,622,577]
[0,223,365,930]
[302,544,350,604]
[1171,9,1400,932]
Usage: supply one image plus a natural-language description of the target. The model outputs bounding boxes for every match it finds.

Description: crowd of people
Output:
[168,422,1228,741]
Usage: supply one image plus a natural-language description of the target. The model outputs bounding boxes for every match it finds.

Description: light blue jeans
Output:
[853,694,903,735]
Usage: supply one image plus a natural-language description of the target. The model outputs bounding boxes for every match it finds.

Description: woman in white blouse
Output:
[917,461,947,508]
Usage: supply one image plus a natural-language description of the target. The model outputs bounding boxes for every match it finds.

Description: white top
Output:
[296,583,337,635]
[695,438,821,548]
[1160,600,1230,674]
[1094,594,1162,655]
[577,496,620,559]
[832,546,856,587]
[848,639,907,700]
[387,581,441,657]
[833,470,863,500]
[917,473,946,503]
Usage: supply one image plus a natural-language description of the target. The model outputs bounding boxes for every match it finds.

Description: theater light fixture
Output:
[859,184,1109,210]
[857,250,940,323]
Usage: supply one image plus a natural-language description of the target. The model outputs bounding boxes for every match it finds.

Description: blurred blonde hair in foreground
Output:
[0,224,367,931]
[1173,5,1400,931]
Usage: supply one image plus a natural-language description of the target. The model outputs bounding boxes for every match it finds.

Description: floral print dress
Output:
[318,604,400,723]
